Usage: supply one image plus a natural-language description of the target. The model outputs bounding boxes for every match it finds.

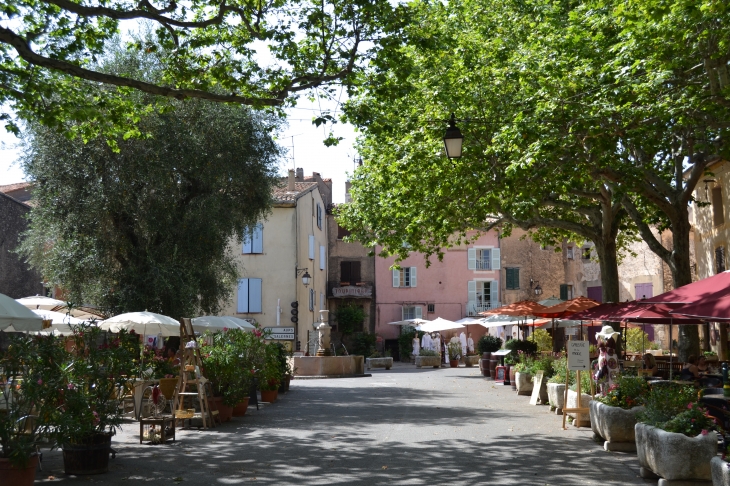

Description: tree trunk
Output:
[594,238,622,358]
[671,213,700,362]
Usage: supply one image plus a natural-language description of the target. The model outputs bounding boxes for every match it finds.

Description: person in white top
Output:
[432,332,441,355]
[467,332,475,354]
[412,335,420,357]
[421,332,432,352]
[459,331,467,356]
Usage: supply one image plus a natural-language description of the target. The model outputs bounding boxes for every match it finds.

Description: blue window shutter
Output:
[249,278,262,313]
[309,235,315,260]
[252,224,263,253]
[242,228,252,254]
[320,245,325,270]
[237,279,249,313]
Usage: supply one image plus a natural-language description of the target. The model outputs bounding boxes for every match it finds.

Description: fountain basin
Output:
[290,356,365,377]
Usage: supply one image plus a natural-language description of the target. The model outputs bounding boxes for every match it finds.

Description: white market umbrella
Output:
[477,315,524,329]
[387,318,430,326]
[419,317,464,333]
[191,315,255,332]
[0,293,44,331]
[99,311,180,337]
[32,309,87,336]
[16,295,65,310]
[455,317,485,325]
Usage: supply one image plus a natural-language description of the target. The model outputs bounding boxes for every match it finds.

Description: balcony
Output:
[474,259,492,270]
[466,301,502,316]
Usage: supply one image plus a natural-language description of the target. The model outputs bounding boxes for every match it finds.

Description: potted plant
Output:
[0,333,66,485]
[529,355,554,403]
[547,354,570,414]
[259,342,282,402]
[513,354,534,395]
[49,323,137,475]
[447,342,461,368]
[463,352,480,367]
[636,383,718,482]
[590,375,649,451]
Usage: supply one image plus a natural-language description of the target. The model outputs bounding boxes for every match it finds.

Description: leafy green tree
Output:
[0,0,402,138]
[333,304,367,335]
[19,89,280,318]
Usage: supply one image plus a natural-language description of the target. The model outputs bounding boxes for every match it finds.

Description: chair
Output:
[117,383,137,419]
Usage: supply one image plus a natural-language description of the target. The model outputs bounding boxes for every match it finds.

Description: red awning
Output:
[670,286,730,321]
[566,300,703,324]
[533,296,601,318]
[641,270,730,305]
[480,300,548,317]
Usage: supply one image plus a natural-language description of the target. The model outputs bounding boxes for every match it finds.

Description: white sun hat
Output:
[596,325,620,341]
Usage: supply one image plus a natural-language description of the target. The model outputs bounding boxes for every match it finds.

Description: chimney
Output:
[296,167,303,181]
[288,169,295,191]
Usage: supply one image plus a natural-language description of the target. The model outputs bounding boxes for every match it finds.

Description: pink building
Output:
[375,231,502,356]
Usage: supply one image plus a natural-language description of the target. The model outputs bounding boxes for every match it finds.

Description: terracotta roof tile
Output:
[0,182,32,193]
[272,181,318,203]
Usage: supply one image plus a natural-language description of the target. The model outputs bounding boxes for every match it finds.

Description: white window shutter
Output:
[393,269,400,287]
[492,248,501,270]
[320,245,325,270]
[410,267,417,287]
[252,224,263,253]
[249,278,262,313]
[242,229,252,254]
[309,235,315,260]
[468,248,476,270]
[414,306,422,319]
[490,280,499,308]
[468,280,477,306]
[237,279,249,313]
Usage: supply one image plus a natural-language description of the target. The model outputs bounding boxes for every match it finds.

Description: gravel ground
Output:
[32,362,656,485]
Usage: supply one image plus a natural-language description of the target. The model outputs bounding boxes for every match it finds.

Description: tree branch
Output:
[621,194,673,266]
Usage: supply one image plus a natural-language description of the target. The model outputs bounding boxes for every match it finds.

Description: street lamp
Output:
[443,113,463,159]
[301,270,311,287]
[534,284,543,296]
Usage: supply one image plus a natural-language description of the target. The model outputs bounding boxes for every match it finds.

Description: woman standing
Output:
[412,333,420,358]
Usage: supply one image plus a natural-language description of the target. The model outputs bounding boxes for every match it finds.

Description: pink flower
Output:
[223,327,228,332]
[92,411,100,425]
[67,383,75,390]
[37,379,42,385]
[701,429,709,436]
[687,403,693,409]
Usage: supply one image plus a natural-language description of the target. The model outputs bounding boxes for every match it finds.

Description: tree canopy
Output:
[19,92,281,318]
[0,0,402,137]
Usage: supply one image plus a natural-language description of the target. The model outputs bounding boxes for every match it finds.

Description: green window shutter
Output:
[506,269,513,289]
[560,284,568,301]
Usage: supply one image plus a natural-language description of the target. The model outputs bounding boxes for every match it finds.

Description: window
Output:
[242,223,263,254]
[566,247,574,260]
[237,278,262,313]
[713,187,725,226]
[309,288,315,311]
[468,248,501,270]
[716,246,726,274]
[505,268,520,290]
[341,261,361,285]
[316,203,323,230]
[560,284,573,301]
[320,245,325,270]
[402,306,422,320]
[467,280,499,315]
[308,235,315,260]
[476,281,491,307]
[337,224,351,239]
[392,267,417,287]
[427,303,435,313]
[582,247,591,260]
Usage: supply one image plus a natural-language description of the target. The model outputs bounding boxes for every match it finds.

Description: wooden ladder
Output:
[173,318,219,428]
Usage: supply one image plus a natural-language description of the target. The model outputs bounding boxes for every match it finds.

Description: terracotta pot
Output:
[63,433,112,475]
[0,454,38,486]
[449,360,459,368]
[261,389,278,403]
[232,397,250,417]
[158,377,178,400]
[209,396,233,422]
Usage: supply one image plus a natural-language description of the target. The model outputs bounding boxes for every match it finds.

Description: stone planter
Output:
[711,457,730,486]
[515,372,534,396]
[636,423,716,483]
[566,389,593,427]
[366,357,394,370]
[547,383,565,414]
[590,401,644,452]
[415,356,441,369]
[464,355,480,367]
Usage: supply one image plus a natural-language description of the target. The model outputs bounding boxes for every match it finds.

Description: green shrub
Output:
[527,329,552,353]
[419,349,439,357]
[548,355,573,385]
[595,375,649,409]
[350,332,377,357]
[334,304,367,335]
[447,342,462,360]
[638,384,717,437]
[505,339,538,359]
[477,335,503,354]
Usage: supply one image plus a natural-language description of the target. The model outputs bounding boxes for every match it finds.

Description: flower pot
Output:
[0,454,38,486]
[711,456,730,486]
[589,401,644,452]
[515,372,533,395]
[415,356,441,368]
[232,397,250,417]
[449,360,459,368]
[261,389,278,403]
[278,376,291,393]
[509,366,516,390]
[62,433,112,475]
[158,377,178,400]
[636,423,716,482]
[367,357,394,370]
[464,355,480,367]
[566,389,593,427]
[209,396,233,422]
[547,383,565,414]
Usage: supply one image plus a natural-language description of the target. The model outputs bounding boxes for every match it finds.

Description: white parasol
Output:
[387,318,430,326]
[1,293,44,331]
[99,311,180,337]
[419,317,464,333]
[191,315,255,331]
[16,295,65,310]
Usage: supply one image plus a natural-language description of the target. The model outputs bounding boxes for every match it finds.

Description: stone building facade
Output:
[0,191,44,298]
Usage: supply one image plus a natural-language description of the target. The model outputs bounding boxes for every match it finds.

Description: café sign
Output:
[332,285,373,298]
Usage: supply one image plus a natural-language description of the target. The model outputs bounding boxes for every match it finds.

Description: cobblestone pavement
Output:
[33,362,655,485]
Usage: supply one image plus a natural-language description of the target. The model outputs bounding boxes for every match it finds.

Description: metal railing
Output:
[466,302,502,316]
[474,259,492,270]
